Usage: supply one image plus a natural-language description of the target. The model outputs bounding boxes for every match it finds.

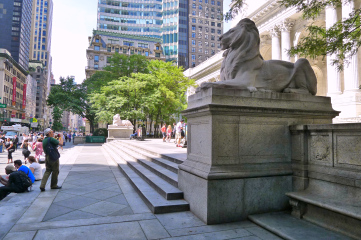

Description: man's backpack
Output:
[46,137,60,161]
[17,171,32,190]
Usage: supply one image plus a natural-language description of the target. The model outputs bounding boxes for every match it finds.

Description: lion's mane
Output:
[220,18,263,81]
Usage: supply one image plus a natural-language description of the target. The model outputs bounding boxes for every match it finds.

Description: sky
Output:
[51,0,232,84]
[51,0,98,83]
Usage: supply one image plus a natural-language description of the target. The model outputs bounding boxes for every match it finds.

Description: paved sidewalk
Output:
[0,141,281,240]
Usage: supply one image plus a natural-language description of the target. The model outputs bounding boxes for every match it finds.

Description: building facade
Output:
[85,30,165,78]
[28,60,47,121]
[184,0,361,122]
[25,74,36,120]
[97,0,220,69]
[188,0,223,67]
[0,49,27,124]
[0,0,32,70]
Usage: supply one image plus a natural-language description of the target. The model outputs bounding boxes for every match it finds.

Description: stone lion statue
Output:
[112,114,133,128]
[199,18,317,95]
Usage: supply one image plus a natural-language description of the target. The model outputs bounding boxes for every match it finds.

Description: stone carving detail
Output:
[111,114,133,128]
[198,18,317,95]
[269,26,280,37]
[280,19,295,32]
[310,135,330,161]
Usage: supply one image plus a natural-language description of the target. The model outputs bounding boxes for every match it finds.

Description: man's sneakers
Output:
[40,187,45,192]
[51,186,62,190]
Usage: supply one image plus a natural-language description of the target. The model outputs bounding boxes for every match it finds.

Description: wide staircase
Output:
[103,140,189,214]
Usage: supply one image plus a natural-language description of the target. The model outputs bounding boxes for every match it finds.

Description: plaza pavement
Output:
[0,139,281,240]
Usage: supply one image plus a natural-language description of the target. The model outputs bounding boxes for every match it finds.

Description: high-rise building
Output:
[29,0,53,69]
[97,0,217,70]
[188,0,223,67]
[28,60,47,120]
[0,0,33,70]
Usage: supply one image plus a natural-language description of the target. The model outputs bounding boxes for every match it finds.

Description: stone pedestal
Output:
[179,87,339,224]
[107,125,133,140]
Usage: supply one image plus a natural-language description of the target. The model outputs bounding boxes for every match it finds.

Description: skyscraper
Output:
[0,0,33,70]
[97,0,219,70]
[29,0,53,69]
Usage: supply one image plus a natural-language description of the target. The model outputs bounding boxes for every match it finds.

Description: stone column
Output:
[326,6,341,95]
[342,0,359,91]
[270,26,281,60]
[280,20,294,62]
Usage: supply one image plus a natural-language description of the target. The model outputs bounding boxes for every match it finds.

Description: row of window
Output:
[192,0,221,5]
[191,41,219,48]
[99,24,162,33]
[192,4,221,13]
[93,42,151,49]
[99,7,163,17]
[191,53,215,60]
[100,15,163,25]
[191,19,221,27]
[192,11,221,20]
[100,2,162,10]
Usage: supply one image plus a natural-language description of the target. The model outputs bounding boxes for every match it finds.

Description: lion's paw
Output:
[247,87,258,92]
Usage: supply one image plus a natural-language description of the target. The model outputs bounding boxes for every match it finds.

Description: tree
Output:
[225,0,361,71]
[51,106,63,131]
[90,60,195,133]
[47,77,97,133]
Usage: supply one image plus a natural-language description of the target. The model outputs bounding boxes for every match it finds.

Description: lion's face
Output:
[219,27,237,50]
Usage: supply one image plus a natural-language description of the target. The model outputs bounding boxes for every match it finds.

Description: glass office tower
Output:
[97,0,190,69]
[0,0,32,69]
[29,0,53,68]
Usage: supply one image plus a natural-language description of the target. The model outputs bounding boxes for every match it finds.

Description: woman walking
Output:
[5,138,15,164]
[21,139,31,164]
[34,138,44,162]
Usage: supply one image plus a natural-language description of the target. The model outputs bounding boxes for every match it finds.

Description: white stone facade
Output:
[184,0,361,122]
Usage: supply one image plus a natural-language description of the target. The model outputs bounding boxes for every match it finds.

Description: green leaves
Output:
[225,0,360,71]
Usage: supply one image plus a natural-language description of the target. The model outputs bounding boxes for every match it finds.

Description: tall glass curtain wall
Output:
[98,0,189,68]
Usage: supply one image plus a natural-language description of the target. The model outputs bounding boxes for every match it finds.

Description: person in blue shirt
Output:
[14,160,35,183]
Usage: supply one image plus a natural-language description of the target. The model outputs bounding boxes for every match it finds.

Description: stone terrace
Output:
[0,141,283,240]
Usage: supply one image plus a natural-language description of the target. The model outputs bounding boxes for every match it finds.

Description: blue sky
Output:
[51,0,232,83]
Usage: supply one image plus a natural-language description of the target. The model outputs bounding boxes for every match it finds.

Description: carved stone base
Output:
[108,127,133,139]
[179,87,339,224]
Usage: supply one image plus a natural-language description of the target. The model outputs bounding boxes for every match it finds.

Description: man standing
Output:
[175,119,184,147]
[161,124,167,142]
[0,165,30,200]
[40,128,63,191]
[14,160,35,183]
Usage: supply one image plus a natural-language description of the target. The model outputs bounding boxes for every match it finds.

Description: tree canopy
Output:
[90,60,195,132]
[225,0,361,71]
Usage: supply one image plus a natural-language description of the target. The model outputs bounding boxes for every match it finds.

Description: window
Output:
[107,47,111,52]
[211,50,215,55]
[192,25,196,31]
[192,40,196,45]
[199,19,203,24]
[192,32,196,38]
[211,0,215,5]
[95,39,99,43]
[198,26,202,31]
[192,3,196,8]
[123,48,127,54]
[211,42,215,47]
[198,48,202,53]
[199,5,202,10]
[198,55,202,60]
[192,11,196,15]
[145,52,149,56]
[192,18,196,23]
[217,43,221,48]
[205,27,209,32]
[192,62,196,67]
[211,22,215,26]
[192,55,196,60]
[198,41,202,47]
[155,53,160,57]
[217,1,221,5]
[211,35,215,40]
[217,23,221,28]
[191,48,195,52]
[130,50,134,54]
[94,46,100,51]
[138,43,148,48]
[94,55,99,62]
[156,46,160,50]
[217,30,221,34]
[124,41,134,46]
[205,49,209,54]
[94,64,99,69]
[115,48,119,53]
[205,41,209,46]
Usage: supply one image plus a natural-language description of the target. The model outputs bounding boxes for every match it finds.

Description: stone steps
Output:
[103,143,189,214]
[248,212,354,240]
[110,142,178,186]
[124,141,184,164]
[116,141,180,174]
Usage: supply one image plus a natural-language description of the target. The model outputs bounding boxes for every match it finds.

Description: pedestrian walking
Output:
[5,138,15,164]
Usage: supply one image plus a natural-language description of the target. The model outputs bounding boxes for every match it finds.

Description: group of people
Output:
[0,128,64,201]
[161,119,185,147]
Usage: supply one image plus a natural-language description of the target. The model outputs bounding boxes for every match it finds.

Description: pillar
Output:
[280,20,294,62]
[342,0,359,91]
[326,6,342,95]
[270,26,281,60]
